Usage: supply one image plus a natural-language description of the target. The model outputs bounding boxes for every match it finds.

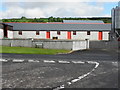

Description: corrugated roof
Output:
[6,23,111,31]
[63,20,104,23]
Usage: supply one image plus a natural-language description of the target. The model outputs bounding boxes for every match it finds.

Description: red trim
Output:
[46,31,50,39]
[98,31,102,40]
[67,31,71,39]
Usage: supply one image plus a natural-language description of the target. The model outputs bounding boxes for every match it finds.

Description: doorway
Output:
[46,31,50,39]
[4,25,8,38]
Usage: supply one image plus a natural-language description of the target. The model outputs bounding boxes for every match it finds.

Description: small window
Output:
[19,31,22,35]
[73,31,76,35]
[53,37,58,39]
[57,31,60,35]
[36,31,39,35]
[87,31,90,35]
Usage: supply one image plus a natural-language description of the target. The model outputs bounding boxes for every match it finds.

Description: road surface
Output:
[0,49,119,89]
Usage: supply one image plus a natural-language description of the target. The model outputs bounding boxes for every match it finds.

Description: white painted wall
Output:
[71,31,99,40]
[73,41,87,50]
[8,30,13,39]
[0,29,3,39]
[12,30,110,41]
[50,31,67,39]
[102,31,109,40]
[71,31,110,41]
[13,31,46,39]
[72,31,86,40]
[89,32,99,40]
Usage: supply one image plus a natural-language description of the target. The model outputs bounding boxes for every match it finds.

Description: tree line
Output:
[2,16,112,23]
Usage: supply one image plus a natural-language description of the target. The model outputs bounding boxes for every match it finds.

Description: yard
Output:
[0,46,70,55]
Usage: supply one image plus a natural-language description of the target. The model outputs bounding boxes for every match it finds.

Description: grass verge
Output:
[0,46,70,55]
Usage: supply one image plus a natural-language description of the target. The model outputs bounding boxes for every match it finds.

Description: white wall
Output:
[0,29,3,39]
[89,32,99,40]
[0,29,14,39]
[72,31,86,40]
[71,31,110,41]
[12,30,110,41]
[73,41,87,50]
[102,31,109,40]
[50,31,67,39]
[8,30,13,39]
[13,31,46,39]
[71,31,99,40]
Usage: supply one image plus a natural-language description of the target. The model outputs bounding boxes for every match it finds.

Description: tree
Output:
[57,17,63,22]
[48,16,54,22]
[21,16,27,19]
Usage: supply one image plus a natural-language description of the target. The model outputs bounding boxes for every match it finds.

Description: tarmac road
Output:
[1,49,119,61]
[0,49,119,89]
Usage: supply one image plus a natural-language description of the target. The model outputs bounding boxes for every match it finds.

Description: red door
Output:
[67,31,71,39]
[46,31,50,39]
[98,31,102,40]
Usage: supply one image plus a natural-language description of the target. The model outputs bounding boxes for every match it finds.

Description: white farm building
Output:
[0,20,111,41]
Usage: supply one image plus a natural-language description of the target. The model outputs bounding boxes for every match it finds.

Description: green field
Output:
[0,46,70,55]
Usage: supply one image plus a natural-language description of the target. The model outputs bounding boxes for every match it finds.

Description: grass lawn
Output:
[0,46,70,55]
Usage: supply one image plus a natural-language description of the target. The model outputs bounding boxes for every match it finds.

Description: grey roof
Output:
[63,20,104,23]
[6,23,111,31]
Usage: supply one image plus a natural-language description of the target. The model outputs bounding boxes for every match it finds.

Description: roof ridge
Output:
[5,22,111,24]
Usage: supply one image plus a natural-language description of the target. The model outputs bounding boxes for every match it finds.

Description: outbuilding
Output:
[1,22,111,41]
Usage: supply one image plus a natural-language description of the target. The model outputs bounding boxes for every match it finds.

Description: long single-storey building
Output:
[0,21,111,41]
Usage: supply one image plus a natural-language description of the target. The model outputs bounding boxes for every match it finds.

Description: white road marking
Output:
[2,58,100,89]
[112,61,118,64]
[28,59,39,62]
[54,61,99,90]
[112,62,118,67]
[87,61,99,68]
[0,59,8,62]
[72,61,85,64]
[43,60,55,63]
[12,59,24,62]
[53,85,65,90]
[87,61,97,64]
[69,61,99,84]
[59,85,65,89]
[67,82,72,85]
[71,78,80,83]
[58,60,70,64]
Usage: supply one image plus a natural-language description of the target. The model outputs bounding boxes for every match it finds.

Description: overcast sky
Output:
[0,0,119,19]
